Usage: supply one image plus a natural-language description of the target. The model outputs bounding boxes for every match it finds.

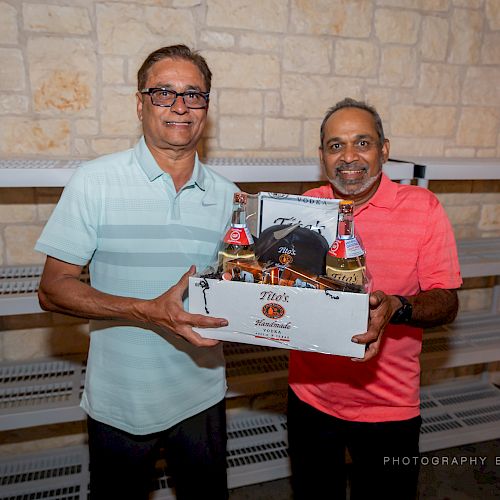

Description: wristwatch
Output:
[390,295,413,324]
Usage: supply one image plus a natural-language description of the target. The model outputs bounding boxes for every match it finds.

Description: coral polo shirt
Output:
[289,173,462,422]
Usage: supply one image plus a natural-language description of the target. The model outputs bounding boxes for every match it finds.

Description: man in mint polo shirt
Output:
[35,45,237,500]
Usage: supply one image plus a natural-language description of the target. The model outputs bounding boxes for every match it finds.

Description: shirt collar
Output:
[320,172,397,215]
[359,172,398,211]
[134,136,207,192]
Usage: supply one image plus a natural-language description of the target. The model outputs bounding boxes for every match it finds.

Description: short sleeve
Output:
[417,194,462,291]
[35,167,98,266]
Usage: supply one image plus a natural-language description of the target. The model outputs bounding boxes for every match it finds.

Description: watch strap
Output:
[390,295,412,324]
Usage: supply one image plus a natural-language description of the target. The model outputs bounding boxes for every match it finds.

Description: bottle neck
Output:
[231,202,247,227]
[337,207,354,240]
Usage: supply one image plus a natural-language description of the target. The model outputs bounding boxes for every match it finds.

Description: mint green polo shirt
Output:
[35,137,238,434]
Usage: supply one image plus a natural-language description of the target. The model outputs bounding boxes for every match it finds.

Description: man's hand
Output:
[351,290,400,362]
[349,287,458,362]
[138,265,228,347]
[38,257,228,348]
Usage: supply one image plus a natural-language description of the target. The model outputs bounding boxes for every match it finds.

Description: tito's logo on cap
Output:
[262,302,285,319]
[279,254,293,265]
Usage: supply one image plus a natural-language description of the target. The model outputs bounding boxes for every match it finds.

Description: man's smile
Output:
[164,120,191,126]
[336,165,369,181]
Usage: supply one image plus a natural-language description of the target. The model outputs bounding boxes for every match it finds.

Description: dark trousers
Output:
[288,388,421,500]
[87,399,228,500]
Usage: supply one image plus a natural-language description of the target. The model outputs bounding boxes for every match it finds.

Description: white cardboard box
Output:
[189,277,368,358]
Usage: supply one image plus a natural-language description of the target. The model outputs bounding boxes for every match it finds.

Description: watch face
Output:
[400,302,412,323]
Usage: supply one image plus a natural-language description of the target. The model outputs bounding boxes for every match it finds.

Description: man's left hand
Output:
[350,290,400,362]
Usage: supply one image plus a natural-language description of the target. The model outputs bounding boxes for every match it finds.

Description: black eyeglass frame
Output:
[140,87,210,109]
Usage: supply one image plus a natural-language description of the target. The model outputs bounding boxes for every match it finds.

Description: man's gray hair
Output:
[319,97,386,147]
[137,44,212,92]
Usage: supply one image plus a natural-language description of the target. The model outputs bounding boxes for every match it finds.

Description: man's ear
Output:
[381,138,390,163]
[136,92,143,121]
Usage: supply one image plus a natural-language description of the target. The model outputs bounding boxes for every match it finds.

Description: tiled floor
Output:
[418,439,499,499]
[229,439,500,499]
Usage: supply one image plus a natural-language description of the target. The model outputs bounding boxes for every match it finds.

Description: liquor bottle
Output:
[325,200,368,291]
[218,192,256,273]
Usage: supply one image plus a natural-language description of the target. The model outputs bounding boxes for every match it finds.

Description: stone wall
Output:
[0,0,500,455]
[1,0,500,159]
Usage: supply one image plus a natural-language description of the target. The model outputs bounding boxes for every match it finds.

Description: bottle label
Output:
[223,226,254,245]
[328,238,364,258]
[327,269,365,286]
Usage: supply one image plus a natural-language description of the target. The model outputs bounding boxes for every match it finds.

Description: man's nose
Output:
[341,144,359,163]
[170,95,188,113]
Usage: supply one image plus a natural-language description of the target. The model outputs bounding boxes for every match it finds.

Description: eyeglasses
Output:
[140,88,209,109]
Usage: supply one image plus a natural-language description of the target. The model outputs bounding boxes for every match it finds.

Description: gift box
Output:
[189,277,367,357]
[188,191,369,358]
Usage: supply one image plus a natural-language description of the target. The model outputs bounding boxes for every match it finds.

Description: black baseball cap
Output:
[255,224,330,276]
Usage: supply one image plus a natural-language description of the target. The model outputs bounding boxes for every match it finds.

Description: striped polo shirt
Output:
[35,136,238,434]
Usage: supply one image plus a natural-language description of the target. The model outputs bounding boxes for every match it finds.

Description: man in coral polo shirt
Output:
[288,98,462,500]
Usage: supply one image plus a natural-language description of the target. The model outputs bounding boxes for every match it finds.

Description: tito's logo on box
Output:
[262,302,285,319]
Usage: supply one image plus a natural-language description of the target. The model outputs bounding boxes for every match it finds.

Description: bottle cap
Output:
[339,199,354,212]
[233,192,248,204]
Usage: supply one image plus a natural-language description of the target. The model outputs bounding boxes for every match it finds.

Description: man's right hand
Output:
[38,257,227,348]
[138,265,227,347]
